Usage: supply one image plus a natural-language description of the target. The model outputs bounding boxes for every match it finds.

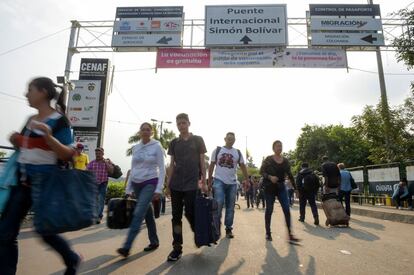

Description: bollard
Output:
[385,195,392,206]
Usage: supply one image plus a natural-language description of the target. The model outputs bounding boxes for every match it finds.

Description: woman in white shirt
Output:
[117,122,165,258]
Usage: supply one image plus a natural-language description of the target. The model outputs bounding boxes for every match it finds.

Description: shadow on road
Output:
[146,237,244,275]
[303,222,379,242]
[350,218,385,231]
[260,241,302,275]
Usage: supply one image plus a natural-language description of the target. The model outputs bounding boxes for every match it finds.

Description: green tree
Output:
[0,151,6,158]
[293,124,371,171]
[352,101,414,163]
[392,8,414,91]
[126,123,176,156]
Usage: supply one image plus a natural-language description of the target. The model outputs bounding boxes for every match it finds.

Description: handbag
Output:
[31,168,99,234]
[0,151,19,215]
[108,164,123,179]
[350,174,357,190]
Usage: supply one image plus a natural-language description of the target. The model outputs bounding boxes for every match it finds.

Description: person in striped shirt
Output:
[0,77,81,275]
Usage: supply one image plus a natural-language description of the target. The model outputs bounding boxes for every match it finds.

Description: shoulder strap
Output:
[236,149,242,164]
[214,146,222,164]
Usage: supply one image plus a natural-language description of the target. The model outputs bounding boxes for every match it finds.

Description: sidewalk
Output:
[314,201,414,224]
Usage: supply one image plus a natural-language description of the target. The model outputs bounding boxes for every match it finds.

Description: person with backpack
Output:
[337,163,354,216]
[207,132,249,239]
[1,77,81,275]
[260,140,300,244]
[166,113,207,262]
[296,163,320,225]
[321,156,341,194]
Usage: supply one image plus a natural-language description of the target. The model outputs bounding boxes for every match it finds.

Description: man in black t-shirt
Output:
[321,156,341,194]
[166,113,207,262]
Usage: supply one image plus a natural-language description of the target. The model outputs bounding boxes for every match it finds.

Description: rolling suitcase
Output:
[107,198,136,229]
[322,193,350,227]
[194,193,220,247]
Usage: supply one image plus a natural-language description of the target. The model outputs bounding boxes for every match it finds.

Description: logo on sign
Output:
[164,21,178,29]
[120,21,131,31]
[151,21,161,29]
[72,94,81,101]
[87,83,96,91]
[81,117,93,121]
[85,96,97,100]
[70,116,80,123]
[84,106,94,111]
[70,107,82,111]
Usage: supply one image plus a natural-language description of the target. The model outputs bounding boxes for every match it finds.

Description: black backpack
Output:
[109,165,123,179]
[214,146,242,164]
[303,172,320,194]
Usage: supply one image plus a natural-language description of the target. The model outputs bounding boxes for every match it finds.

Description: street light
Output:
[150,119,172,140]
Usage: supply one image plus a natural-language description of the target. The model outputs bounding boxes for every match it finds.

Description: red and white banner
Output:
[156,48,347,69]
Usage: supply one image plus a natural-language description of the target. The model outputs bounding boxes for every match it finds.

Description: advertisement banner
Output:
[350,170,364,193]
[112,33,182,47]
[156,48,210,68]
[157,48,347,69]
[368,167,400,195]
[74,131,99,161]
[114,19,182,32]
[67,80,101,128]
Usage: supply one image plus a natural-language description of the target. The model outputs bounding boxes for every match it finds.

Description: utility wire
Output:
[0,27,70,58]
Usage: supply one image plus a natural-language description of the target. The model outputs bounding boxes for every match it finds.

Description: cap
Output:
[95,147,104,152]
[76,143,84,149]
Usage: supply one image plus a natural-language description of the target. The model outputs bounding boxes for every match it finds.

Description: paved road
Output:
[17,202,413,274]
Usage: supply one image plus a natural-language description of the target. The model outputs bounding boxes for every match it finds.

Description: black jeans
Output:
[246,191,255,208]
[338,190,351,216]
[170,189,197,251]
[299,192,319,220]
[0,184,78,275]
[393,194,413,208]
[264,186,291,235]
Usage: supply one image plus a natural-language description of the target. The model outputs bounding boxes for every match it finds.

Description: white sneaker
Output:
[398,206,402,210]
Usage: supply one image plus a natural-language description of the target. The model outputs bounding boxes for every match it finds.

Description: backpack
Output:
[214,146,242,165]
[303,172,320,194]
[109,165,123,179]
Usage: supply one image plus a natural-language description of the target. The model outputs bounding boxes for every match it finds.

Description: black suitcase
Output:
[107,198,136,229]
[194,194,220,247]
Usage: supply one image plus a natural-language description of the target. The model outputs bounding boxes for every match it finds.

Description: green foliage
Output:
[293,124,371,171]
[392,8,414,70]
[237,166,260,182]
[105,181,125,202]
[126,122,177,156]
[0,151,6,158]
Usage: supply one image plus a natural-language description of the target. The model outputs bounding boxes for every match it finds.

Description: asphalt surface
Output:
[17,201,414,275]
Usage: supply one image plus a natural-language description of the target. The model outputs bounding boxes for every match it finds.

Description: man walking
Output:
[296,163,320,225]
[166,113,207,261]
[208,132,249,238]
[87,147,114,223]
[338,163,353,216]
[321,156,341,194]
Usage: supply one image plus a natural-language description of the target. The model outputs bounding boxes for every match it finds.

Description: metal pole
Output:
[368,0,392,160]
[63,20,79,107]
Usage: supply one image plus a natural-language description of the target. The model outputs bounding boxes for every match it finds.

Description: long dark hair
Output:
[30,77,67,113]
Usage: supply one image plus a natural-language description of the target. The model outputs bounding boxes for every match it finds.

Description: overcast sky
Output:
[0,0,413,172]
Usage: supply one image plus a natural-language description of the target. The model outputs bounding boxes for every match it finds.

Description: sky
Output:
[0,0,413,172]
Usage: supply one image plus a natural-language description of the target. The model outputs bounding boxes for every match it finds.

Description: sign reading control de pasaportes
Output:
[309,4,380,16]
[205,5,287,47]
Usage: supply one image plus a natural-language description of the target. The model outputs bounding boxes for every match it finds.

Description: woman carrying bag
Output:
[117,122,165,258]
[0,77,81,275]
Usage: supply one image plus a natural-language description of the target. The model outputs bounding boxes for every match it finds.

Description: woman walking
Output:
[0,77,81,275]
[260,140,300,243]
[117,122,165,257]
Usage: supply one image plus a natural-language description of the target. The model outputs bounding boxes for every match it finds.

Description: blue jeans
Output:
[123,183,158,250]
[213,179,237,231]
[0,184,78,275]
[97,182,108,219]
[265,184,291,235]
